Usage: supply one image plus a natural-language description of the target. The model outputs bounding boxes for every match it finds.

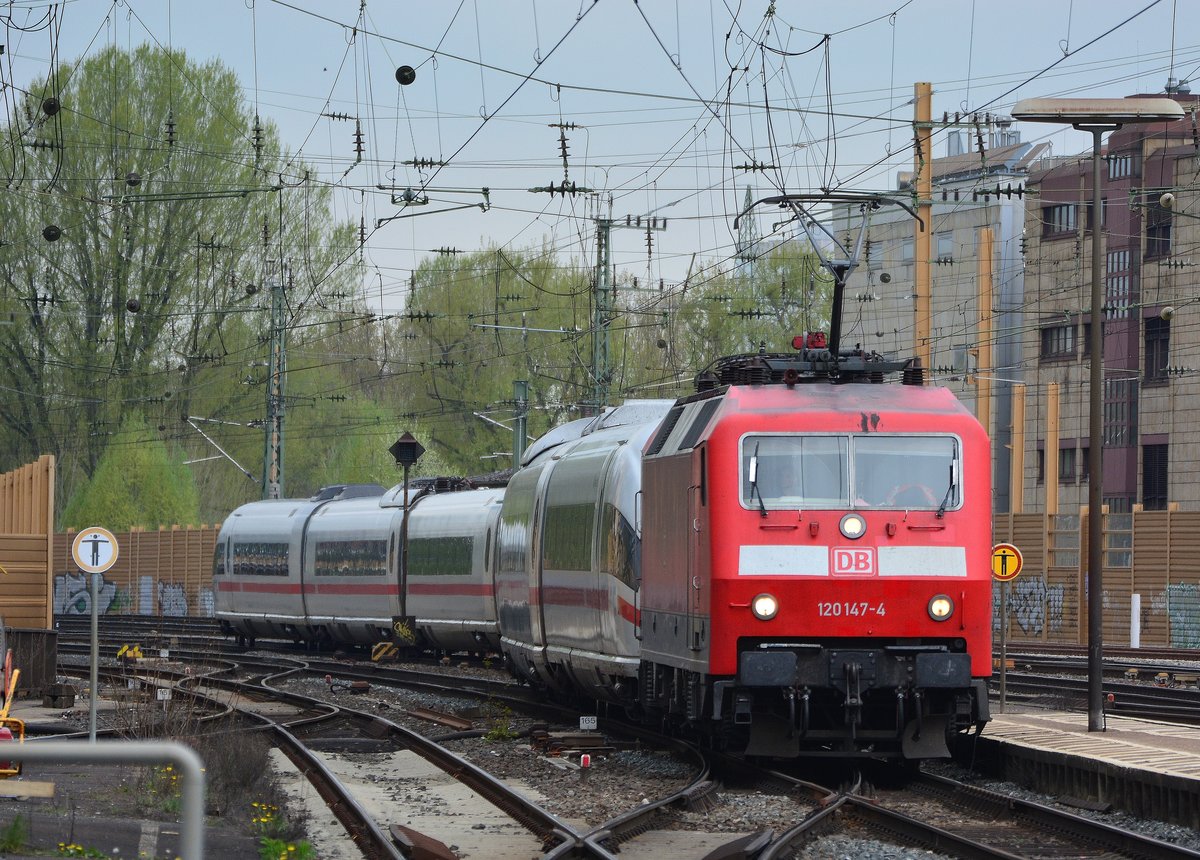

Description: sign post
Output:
[71,527,119,742]
[991,543,1023,713]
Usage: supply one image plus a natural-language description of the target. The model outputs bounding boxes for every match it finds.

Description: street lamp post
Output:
[388,431,425,641]
[1012,97,1183,731]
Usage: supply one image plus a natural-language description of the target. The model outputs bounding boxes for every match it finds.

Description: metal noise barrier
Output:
[7,740,205,858]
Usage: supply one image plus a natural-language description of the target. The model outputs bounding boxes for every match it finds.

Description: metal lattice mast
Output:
[736,185,759,282]
[591,217,612,414]
[262,264,286,499]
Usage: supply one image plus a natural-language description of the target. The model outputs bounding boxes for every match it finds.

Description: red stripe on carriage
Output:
[215,581,302,594]
[539,587,639,626]
[407,583,495,596]
[309,583,399,595]
[542,586,609,610]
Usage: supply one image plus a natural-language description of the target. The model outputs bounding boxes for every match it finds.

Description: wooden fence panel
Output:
[56,526,219,619]
[996,509,1200,651]
[1133,510,1170,647]
[0,456,55,629]
[1167,512,1200,648]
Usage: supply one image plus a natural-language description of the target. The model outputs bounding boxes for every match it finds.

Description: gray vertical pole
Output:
[1086,127,1106,732]
[400,463,410,621]
[513,380,528,467]
[999,580,1008,713]
[89,570,98,742]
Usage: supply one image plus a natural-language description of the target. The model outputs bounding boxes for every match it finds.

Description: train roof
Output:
[646,380,982,459]
[309,483,387,501]
[521,399,674,466]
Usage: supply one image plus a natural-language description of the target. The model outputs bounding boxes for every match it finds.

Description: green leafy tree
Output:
[61,414,201,530]
[0,45,358,518]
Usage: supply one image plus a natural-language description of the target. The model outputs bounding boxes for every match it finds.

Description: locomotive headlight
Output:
[927,594,954,621]
[839,512,867,540]
[751,593,779,621]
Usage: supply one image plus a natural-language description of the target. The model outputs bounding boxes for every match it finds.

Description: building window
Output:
[1108,154,1133,179]
[1042,203,1078,236]
[936,231,954,262]
[1146,200,1172,258]
[1143,443,1168,510]
[1106,250,1130,319]
[1103,378,1138,446]
[1036,448,1044,484]
[1058,447,1076,481]
[1040,323,1076,359]
[1080,446,1089,482]
[899,237,914,264]
[1145,316,1170,384]
[1085,198,1108,231]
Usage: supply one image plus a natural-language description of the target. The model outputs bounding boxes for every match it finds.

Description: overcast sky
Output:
[7,0,1198,307]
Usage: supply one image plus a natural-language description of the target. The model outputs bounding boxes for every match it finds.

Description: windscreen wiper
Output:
[749,442,767,517]
[936,463,956,519]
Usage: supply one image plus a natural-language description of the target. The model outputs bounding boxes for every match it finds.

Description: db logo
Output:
[832,548,876,576]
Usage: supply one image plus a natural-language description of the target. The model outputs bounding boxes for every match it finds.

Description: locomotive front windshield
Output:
[741,434,960,511]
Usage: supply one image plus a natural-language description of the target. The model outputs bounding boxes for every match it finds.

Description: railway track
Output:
[57,641,789,858]
[753,767,1200,859]
[48,618,1200,858]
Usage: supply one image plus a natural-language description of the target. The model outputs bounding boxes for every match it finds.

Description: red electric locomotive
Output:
[637,346,992,758]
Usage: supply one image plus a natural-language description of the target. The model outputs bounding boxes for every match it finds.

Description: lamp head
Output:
[1012,97,1184,127]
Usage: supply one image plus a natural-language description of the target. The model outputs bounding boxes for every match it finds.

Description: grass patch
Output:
[0,814,27,852]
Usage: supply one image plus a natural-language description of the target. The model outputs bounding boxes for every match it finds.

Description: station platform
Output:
[957,709,1200,829]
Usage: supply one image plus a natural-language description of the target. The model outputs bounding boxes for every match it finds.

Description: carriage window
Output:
[600,502,638,587]
[741,435,959,511]
[315,539,389,577]
[408,536,473,577]
[231,541,289,576]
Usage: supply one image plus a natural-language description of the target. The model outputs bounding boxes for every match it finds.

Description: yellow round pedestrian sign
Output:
[71,526,119,574]
[991,543,1022,581]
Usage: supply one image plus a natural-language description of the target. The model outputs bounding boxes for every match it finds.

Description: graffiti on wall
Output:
[1166,582,1200,648]
[993,576,1067,638]
[198,588,215,617]
[56,572,200,617]
[158,582,188,617]
[54,572,119,615]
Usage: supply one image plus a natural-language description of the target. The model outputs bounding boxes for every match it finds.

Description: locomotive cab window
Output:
[741,436,849,508]
[852,436,959,510]
[741,434,960,511]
